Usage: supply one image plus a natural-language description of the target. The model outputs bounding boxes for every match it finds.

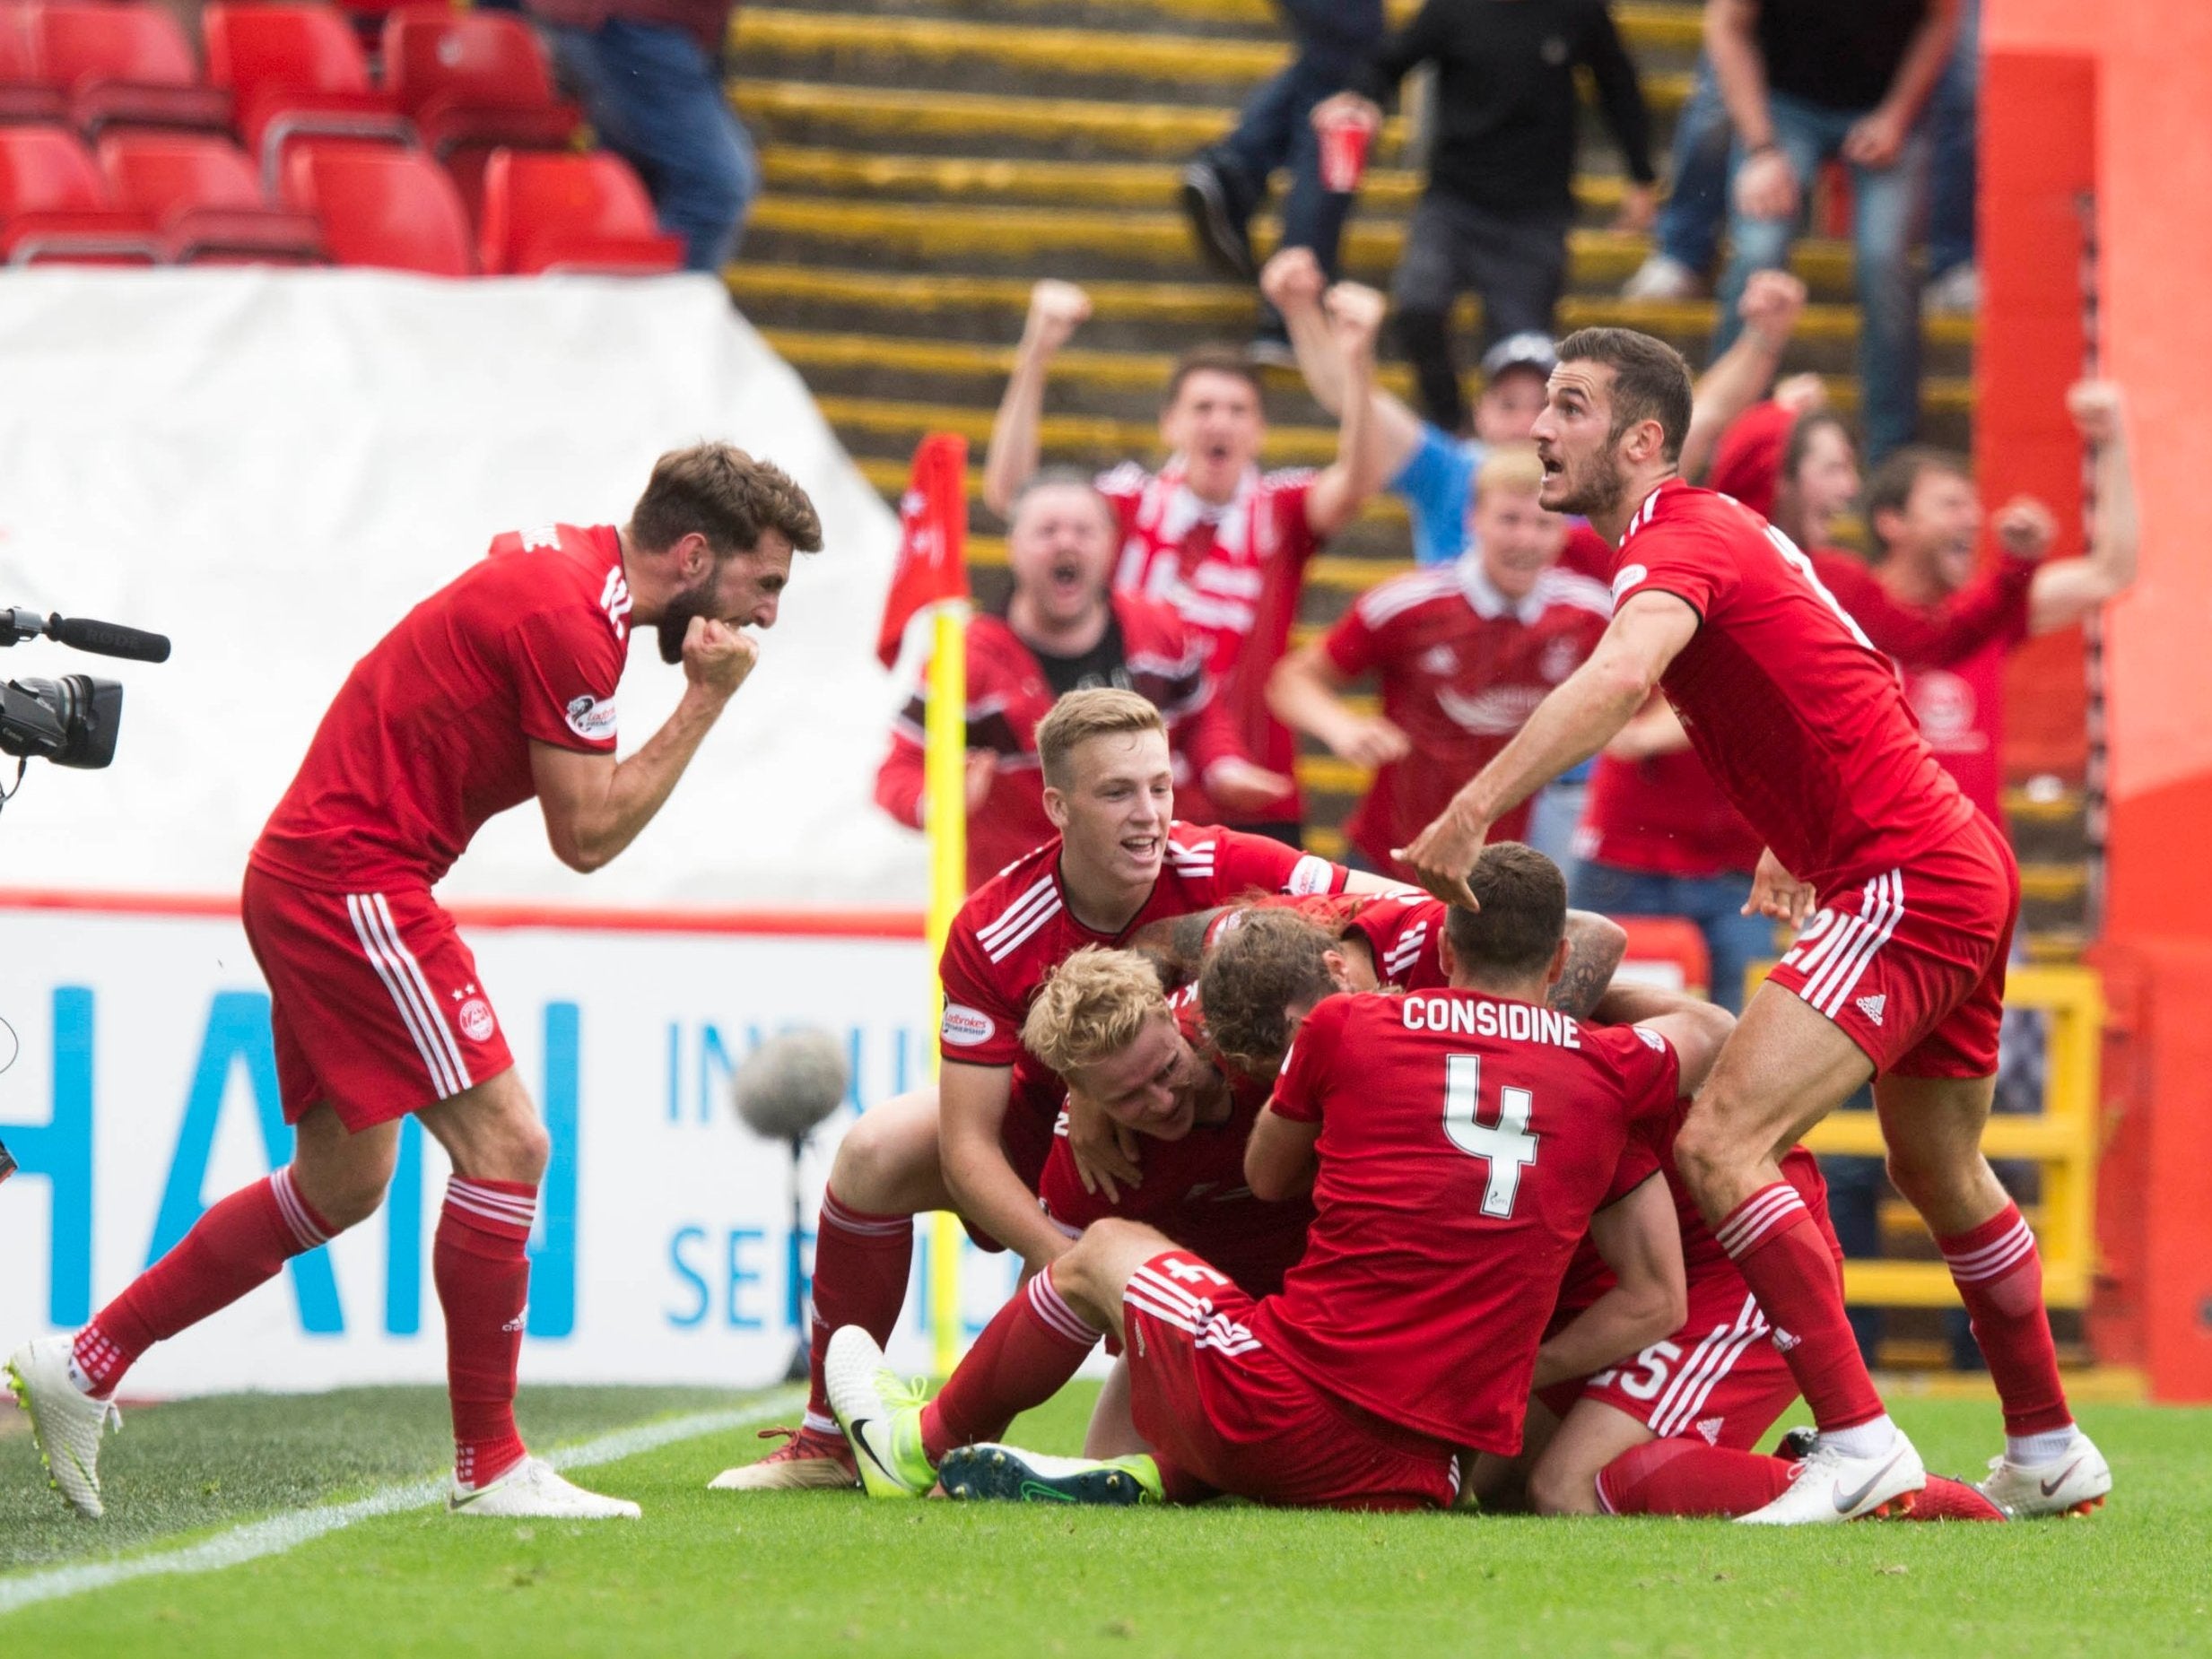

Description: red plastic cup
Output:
[1319,112,1372,195]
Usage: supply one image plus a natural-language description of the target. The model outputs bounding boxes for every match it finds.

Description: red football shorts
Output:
[1766,808,2019,1077]
[241,865,515,1130]
[1540,1281,1796,1451]
[1122,1250,1459,1511]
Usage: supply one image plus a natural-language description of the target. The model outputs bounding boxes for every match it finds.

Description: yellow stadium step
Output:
[744,193,1864,295]
[736,9,1694,112]
[730,263,1976,354]
[763,326,1973,425]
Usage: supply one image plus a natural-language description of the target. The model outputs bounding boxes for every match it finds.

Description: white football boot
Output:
[6,1335,121,1519]
[1738,1431,1926,1524]
[448,1456,641,1519]
[824,1326,934,1499]
[1976,1431,2112,1518]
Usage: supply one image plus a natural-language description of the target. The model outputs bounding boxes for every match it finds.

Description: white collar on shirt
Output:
[1456,550,1549,624]
[1157,458,1258,545]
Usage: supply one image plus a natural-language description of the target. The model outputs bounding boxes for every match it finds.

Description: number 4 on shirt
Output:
[1441,1055,1538,1218]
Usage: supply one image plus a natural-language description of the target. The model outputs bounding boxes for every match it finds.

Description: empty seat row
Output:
[0,124,683,274]
[1,3,581,207]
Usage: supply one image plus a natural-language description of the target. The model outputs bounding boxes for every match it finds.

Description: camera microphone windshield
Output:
[48,613,171,664]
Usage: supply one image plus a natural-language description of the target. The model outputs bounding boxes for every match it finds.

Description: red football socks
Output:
[1717,1182,1886,1433]
[804,1187,915,1433]
[1938,1203,2074,1437]
[72,1168,335,1399]
[436,1177,536,1490]
[921,1266,1102,1463]
[1596,1438,1793,1516]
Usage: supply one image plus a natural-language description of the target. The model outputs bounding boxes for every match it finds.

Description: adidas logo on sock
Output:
[1697,1418,1723,1446]
[1855,993,1886,1026]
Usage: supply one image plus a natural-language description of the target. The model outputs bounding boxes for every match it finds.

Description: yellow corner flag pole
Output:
[924,600,968,1377]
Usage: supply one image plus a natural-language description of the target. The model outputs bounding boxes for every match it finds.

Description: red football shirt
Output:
[1578,746,1764,880]
[252,524,630,892]
[1036,995,1314,1298]
[1338,891,1450,990]
[1612,482,1974,891]
[1324,561,1612,874]
[938,823,1349,1125]
[1100,460,1319,821]
[1254,989,1680,1455]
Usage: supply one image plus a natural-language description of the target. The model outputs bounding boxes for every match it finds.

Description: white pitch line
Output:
[0,1387,806,1620]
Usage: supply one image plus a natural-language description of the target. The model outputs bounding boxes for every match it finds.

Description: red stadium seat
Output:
[283,139,470,274]
[381,5,577,221]
[204,4,411,190]
[0,121,159,261]
[0,8,68,126]
[476,149,681,275]
[99,129,321,263]
[27,3,232,138]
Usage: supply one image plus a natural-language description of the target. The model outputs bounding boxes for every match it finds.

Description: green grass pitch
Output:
[4,1383,2209,1656]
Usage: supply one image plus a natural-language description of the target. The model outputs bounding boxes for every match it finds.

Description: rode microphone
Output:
[40,612,171,664]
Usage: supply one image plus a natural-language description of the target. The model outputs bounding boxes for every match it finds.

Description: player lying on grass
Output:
[8,446,821,1522]
[818,896,1635,1492]
[1395,327,2110,1522]
[844,845,1734,1509]
[717,689,1406,1490]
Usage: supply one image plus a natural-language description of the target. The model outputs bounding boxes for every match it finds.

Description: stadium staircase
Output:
[723,0,2090,970]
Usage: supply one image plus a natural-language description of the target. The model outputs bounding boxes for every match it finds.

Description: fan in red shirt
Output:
[908,843,1729,1509]
[7,445,821,1525]
[982,278,1389,843]
[1267,444,1613,879]
[874,472,1290,885]
[719,688,1403,1492]
[1396,327,2110,1524]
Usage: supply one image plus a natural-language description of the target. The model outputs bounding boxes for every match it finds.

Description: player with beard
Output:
[1396,329,2108,1523]
[7,445,821,1521]
[874,471,1292,884]
[716,689,1405,1490]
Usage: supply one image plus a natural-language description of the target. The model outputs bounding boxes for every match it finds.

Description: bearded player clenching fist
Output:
[1396,330,2107,1524]
[8,445,823,1522]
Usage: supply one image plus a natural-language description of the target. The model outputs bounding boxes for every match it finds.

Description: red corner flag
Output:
[876,432,971,669]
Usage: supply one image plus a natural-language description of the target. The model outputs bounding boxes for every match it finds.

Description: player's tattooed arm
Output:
[1548,910,1629,1019]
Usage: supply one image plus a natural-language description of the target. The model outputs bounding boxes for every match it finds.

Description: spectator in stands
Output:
[981,278,1391,847]
[527,0,756,273]
[1311,0,1657,436]
[1855,383,2138,825]
[874,472,1290,889]
[1179,0,1386,363]
[1923,0,1981,314]
[1705,0,1961,465]
[1267,445,1613,879]
[1619,49,1734,300]
[1267,249,1806,570]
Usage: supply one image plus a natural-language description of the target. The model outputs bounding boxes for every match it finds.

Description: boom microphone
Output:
[45,613,171,664]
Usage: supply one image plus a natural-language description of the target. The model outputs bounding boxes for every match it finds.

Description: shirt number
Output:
[1441,1055,1539,1219]
[1764,525,1875,650]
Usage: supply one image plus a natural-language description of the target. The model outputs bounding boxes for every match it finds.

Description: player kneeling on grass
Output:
[6,445,822,1523]
[881,846,1733,1508]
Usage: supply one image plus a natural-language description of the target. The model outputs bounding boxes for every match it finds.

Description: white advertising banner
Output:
[0,901,1019,1395]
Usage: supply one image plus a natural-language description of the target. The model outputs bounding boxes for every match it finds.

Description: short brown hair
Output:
[1163,345,1263,410]
[1442,843,1568,982]
[1197,908,1342,1079]
[1034,687,1167,789]
[1554,328,1694,463]
[629,442,824,560]
[1863,447,1971,554]
[1022,947,1171,1076]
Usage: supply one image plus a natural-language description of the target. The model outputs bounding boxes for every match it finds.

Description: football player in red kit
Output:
[718,688,1403,1490]
[1397,328,2107,1523]
[7,446,823,1521]
[926,845,1734,1509]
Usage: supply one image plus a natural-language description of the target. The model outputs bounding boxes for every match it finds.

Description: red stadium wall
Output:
[1985,0,2212,1399]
